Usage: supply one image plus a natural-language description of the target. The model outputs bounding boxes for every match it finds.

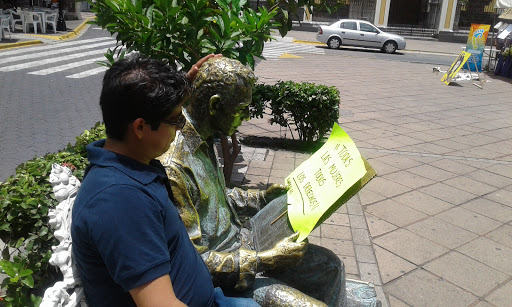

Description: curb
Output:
[27,17,93,40]
[0,16,93,50]
[0,39,42,50]
[291,39,459,56]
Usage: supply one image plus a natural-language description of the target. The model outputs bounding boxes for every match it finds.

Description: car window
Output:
[340,22,357,30]
[359,23,379,33]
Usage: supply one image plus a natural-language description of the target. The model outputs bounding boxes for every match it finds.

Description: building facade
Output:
[306,0,499,37]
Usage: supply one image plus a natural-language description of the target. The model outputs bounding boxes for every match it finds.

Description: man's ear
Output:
[209,95,221,116]
[131,118,146,139]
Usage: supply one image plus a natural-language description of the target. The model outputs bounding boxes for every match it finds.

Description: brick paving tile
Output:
[373,229,449,265]
[484,279,512,307]
[461,198,512,223]
[435,207,502,235]
[374,245,416,284]
[366,199,428,227]
[418,183,478,206]
[384,269,478,307]
[365,212,398,237]
[406,217,477,249]
[424,252,509,296]
[485,225,512,248]
[392,191,454,215]
[457,237,512,275]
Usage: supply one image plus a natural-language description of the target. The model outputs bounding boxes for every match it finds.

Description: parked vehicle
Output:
[317,19,406,54]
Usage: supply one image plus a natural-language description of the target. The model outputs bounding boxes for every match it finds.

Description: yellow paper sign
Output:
[285,123,367,242]
[440,51,472,85]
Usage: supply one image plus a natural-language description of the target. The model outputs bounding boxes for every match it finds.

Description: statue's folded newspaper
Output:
[251,123,376,251]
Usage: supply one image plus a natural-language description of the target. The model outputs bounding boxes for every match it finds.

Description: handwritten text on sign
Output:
[286,123,367,242]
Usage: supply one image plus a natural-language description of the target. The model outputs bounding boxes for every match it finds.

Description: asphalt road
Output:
[0,27,110,181]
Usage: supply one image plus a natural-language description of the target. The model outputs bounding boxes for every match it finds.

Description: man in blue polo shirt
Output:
[71,54,258,307]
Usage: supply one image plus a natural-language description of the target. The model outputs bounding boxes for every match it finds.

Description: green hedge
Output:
[0,123,106,306]
[251,81,340,143]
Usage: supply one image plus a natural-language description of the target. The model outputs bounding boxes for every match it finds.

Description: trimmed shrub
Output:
[251,81,340,143]
[0,122,106,306]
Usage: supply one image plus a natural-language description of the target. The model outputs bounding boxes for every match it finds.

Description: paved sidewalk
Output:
[234,52,512,306]
[0,12,95,49]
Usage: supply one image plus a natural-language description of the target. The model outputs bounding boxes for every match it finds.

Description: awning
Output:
[499,8,512,20]
[495,0,512,9]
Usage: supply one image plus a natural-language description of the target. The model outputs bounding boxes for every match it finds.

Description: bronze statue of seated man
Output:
[159,57,345,306]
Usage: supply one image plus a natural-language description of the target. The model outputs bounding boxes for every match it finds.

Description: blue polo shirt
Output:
[71,140,215,307]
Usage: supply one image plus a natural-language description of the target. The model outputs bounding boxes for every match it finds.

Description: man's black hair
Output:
[100,54,189,140]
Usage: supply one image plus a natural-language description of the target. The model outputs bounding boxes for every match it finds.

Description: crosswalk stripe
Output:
[0,37,114,57]
[67,66,109,78]
[28,56,107,75]
[0,49,110,72]
[0,41,116,65]
[262,42,324,59]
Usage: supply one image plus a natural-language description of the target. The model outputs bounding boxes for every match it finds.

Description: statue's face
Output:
[211,85,252,136]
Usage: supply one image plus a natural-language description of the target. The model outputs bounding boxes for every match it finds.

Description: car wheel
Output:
[382,41,397,54]
[327,37,341,49]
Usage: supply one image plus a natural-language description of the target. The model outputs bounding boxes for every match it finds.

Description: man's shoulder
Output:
[73,166,148,217]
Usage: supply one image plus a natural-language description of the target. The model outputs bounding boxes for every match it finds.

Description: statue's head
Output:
[186,57,255,136]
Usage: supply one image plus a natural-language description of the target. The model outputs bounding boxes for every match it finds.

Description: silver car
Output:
[317,19,406,53]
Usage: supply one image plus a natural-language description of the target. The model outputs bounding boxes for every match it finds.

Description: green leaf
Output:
[21,275,34,288]
[15,237,24,249]
[19,268,33,277]
[0,260,15,277]
[39,227,48,237]
[2,246,9,259]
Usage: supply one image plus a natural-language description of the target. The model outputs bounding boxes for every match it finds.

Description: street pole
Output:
[57,0,66,31]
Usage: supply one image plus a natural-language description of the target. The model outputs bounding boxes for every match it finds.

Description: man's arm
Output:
[130,275,187,307]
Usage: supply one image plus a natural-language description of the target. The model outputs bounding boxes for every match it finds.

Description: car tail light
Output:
[318,27,323,35]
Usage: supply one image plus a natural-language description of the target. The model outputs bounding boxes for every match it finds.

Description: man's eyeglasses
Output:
[160,113,186,129]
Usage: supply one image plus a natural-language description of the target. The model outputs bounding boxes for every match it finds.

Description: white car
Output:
[317,19,406,54]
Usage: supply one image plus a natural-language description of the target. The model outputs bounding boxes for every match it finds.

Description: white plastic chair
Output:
[45,12,57,33]
[1,16,11,40]
[23,11,42,34]
[10,10,24,32]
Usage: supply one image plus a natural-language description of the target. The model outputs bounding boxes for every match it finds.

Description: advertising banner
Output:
[464,24,490,71]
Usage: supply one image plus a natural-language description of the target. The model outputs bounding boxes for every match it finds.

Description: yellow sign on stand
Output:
[441,51,472,85]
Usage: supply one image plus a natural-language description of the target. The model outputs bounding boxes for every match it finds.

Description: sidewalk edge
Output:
[26,17,93,41]
[0,40,42,50]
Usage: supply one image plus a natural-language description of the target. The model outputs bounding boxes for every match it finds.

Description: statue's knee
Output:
[309,245,344,279]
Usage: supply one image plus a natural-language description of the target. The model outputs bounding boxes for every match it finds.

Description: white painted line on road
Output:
[0,49,109,72]
[0,41,116,65]
[28,56,107,75]
[0,37,114,57]
[67,66,108,78]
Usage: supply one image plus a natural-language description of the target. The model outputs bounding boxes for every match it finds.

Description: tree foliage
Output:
[90,0,322,69]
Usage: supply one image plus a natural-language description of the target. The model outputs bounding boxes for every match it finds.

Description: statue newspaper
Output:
[250,123,376,251]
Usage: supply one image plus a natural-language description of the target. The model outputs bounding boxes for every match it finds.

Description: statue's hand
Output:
[259,232,307,270]
[186,54,223,81]
[264,184,288,204]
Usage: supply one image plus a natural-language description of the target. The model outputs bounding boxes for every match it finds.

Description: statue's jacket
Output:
[158,121,266,290]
